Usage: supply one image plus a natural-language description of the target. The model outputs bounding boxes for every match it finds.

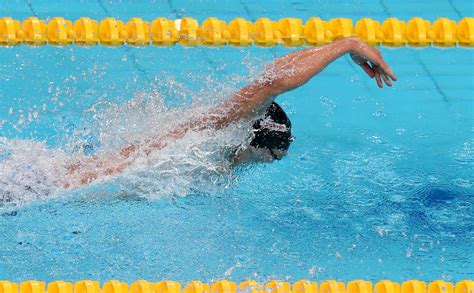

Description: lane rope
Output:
[0,280,473,293]
[0,17,472,47]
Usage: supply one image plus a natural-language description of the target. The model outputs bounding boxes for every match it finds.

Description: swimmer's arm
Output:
[64,125,192,187]
[205,36,397,129]
[138,37,397,148]
[65,37,397,187]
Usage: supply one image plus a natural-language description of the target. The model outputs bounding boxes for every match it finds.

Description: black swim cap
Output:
[250,102,293,156]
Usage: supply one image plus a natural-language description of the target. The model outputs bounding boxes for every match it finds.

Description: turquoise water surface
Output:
[1,0,473,283]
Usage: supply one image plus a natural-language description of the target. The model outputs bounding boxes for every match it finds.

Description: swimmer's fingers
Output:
[374,64,393,87]
[373,66,383,88]
[367,49,397,82]
[360,62,375,78]
[380,68,393,87]
[357,60,391,88]
[375,58,397,82]
[353,42,397,82]
[350,52,375,78]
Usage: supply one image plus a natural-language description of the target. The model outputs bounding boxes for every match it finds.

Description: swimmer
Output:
[65,36,397,188]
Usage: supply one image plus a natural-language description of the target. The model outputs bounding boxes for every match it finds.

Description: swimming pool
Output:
[1,0,473,284]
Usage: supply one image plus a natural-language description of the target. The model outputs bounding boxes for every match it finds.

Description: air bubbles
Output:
[17,115,25,125]
[375,226,386,237]
[350,73,361,83]
[396,128,406,135]
[368,135,384,144]
[48,82,54,94]
[319,96,336,116]
[372,102,386,117]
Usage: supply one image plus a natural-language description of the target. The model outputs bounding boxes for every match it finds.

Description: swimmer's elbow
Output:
[216,78,290,128]
[266,75,303,95]
[260,67,304,95]
[248,76,287,98]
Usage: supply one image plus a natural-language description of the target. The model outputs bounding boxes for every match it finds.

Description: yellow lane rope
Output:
[0,280,473,293]
[0,17,473,47]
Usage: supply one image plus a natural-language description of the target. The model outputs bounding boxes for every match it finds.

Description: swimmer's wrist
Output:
[342,36,372,55]
[341,36,362,53]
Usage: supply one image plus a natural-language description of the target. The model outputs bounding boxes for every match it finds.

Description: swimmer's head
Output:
[233,102,294,164]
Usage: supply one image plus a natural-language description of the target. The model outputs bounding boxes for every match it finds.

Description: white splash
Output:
[0,137,69,209]
[0,71,262,209]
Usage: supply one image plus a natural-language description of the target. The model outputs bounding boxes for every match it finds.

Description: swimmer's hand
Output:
[348,37,397,88]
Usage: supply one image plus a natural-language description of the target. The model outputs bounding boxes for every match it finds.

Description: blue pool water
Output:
[1,0,473,283]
